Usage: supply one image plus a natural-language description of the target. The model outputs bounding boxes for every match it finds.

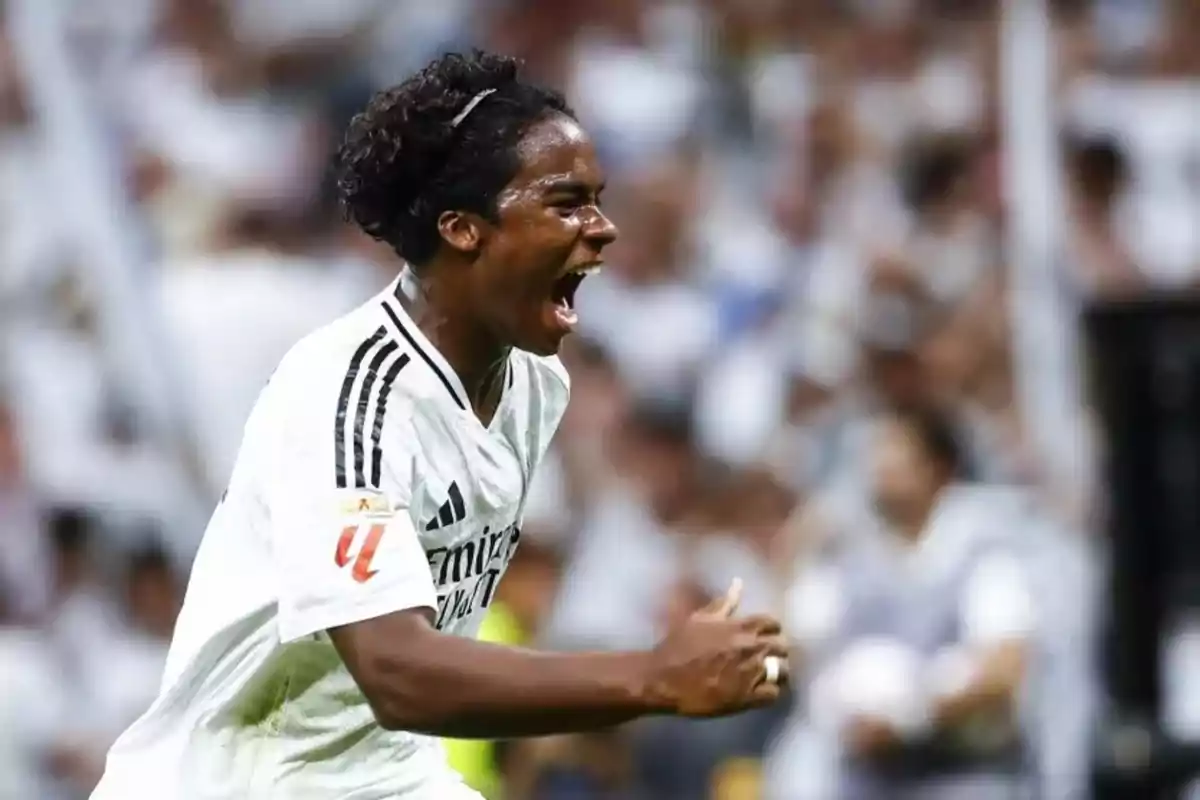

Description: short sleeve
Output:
[960,552,1036,645]
[262,383,437,643]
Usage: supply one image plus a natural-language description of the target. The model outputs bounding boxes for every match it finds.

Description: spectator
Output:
[898,133,995,305]
[1063,135,1143,297]
[0,546,64,798]
[0,400,51,622]
[90,541,181,742]
[544,401,698,653]
[768,403,1037,799]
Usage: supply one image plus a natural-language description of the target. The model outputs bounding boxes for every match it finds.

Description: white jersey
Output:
[92,278,570,799]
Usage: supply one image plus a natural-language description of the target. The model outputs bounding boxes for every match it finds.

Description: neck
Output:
[1073,195,1113,228]
[894,487,944,543]
[896,514,927,543]
[397,266,510,410]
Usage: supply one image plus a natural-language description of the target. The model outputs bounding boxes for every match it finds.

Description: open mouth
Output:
[546,265,600,330]
[550,271,586,310]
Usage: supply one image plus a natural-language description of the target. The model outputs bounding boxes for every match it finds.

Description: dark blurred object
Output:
[1086,296,1200,797]
[1048,0,1090,20]
[500,729,633,800]
[1064,134,1144,298]
[1065,135,1129,209]
[919,0,996,19]
[631,702,788,800]
[123,539,182,639]
[899,134,978,216]
[622,399,694,449]
[49,508,95,600]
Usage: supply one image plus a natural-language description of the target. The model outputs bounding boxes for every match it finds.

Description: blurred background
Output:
[2,0,1200,797]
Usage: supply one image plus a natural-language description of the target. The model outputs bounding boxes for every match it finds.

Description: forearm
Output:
[337,623,664,739]
[932,641,1027,730]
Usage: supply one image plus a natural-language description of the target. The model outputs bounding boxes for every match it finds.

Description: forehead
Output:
[506,115,604,192]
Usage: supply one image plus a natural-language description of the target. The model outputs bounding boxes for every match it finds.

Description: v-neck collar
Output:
[379,272,511,430]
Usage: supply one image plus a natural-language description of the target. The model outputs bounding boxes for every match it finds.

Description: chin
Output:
[506,314,573,357]
[522,334,568,357]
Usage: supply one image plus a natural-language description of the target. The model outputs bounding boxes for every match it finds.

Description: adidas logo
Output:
[425,482,466,531]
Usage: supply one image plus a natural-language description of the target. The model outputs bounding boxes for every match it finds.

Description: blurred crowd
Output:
[1,0,1199,797]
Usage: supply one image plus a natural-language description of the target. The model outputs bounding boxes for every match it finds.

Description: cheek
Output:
[486,219,576,296]
[484,262,530,305]
[473,245,534,316]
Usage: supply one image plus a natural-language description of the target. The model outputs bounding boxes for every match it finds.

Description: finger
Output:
[738,635,788,660]
[704,577,743,619]
[749,680,782,706]
[772,656,791,687]
[755,651,791,688]
[738,614,781,636]
[759,635,789,659]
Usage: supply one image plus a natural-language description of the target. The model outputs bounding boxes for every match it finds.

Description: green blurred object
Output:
[443,603,525,799]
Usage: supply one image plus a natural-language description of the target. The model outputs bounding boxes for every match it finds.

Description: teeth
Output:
[568,265,602,276]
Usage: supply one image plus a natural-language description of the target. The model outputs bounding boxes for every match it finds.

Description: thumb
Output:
[702,577,743,619]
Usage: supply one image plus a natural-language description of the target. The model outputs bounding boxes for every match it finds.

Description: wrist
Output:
[630,649,674,715]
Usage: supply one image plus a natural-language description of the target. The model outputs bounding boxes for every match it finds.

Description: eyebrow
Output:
[542,179,605,197]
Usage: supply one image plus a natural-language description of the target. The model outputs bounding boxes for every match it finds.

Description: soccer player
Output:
[91,50,787,799]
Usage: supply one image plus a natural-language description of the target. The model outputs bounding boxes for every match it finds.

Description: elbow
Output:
[329,608,473,735]
[355,651,464,734]
[370,704,425,733]
[358,668,440,733]
[361,682,413,732]
[371,700,476,737]
[363,686,449,734]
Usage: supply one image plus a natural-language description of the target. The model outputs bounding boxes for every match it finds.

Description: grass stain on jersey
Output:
[230,639,342,733]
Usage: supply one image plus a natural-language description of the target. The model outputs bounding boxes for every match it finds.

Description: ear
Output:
[437,210,485,256]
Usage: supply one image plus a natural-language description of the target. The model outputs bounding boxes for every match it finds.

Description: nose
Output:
[584,208,619,250]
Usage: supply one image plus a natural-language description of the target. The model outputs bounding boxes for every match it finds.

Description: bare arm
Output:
[843,642,1028,762]
[330,608,658,738]
[329,585,787,740]
[931,640,1028,731]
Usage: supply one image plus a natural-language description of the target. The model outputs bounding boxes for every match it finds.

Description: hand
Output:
[845,715,903,761]
[645,578,790,718]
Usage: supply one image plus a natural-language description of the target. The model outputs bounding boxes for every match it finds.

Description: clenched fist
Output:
[645,579,790,717]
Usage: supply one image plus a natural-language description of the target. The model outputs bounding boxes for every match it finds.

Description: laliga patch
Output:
[338,489,394,519]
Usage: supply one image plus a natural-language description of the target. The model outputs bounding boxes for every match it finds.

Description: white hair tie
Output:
[450,89,497,128]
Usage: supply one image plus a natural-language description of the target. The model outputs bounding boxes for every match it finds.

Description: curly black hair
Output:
[336,50,575,268]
